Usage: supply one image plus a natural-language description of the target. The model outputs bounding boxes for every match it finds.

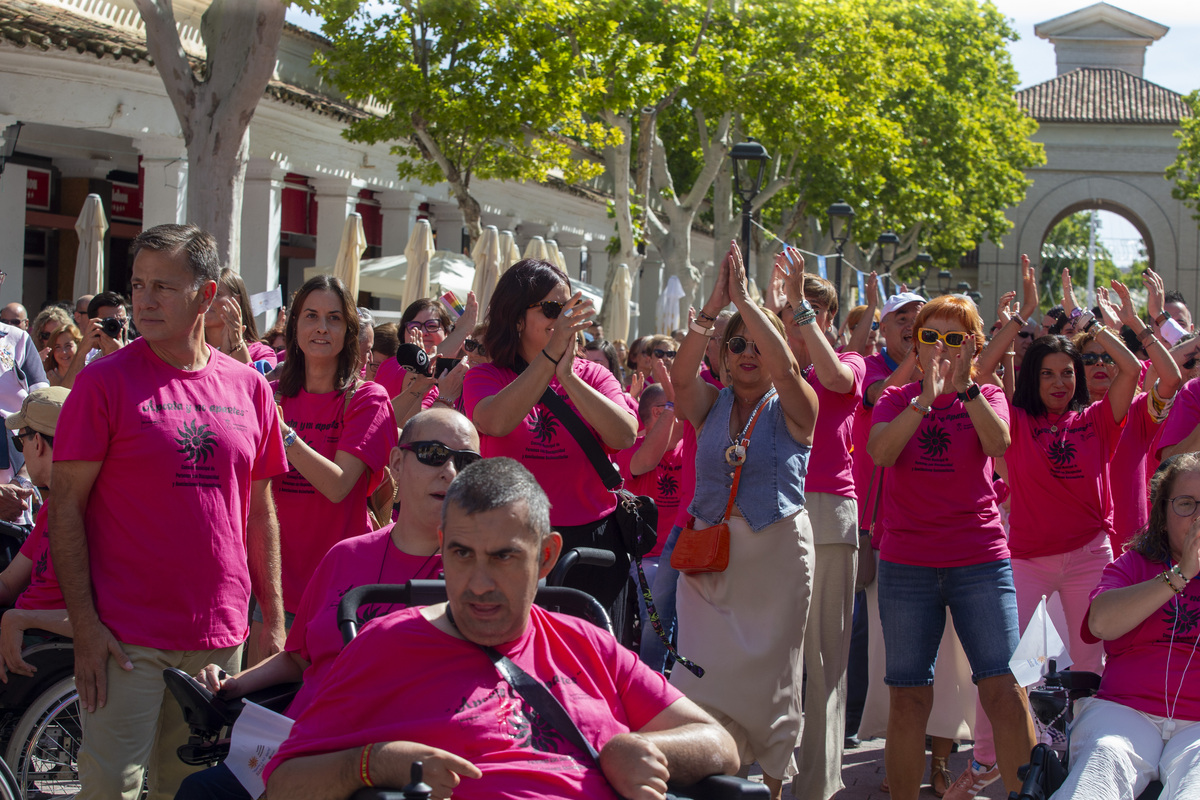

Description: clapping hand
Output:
[952,336,977,394]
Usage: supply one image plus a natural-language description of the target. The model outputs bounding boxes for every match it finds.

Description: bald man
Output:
[2,303,28,330]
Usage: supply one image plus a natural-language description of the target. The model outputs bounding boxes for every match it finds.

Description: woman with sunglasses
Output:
[867,295,1035,800]
[264,276,398,648]
[669,240,818,800]
[1050,453,1200,800]
[30,306,72,364]
[462,259,638,637]
[375,295,478,410]
[43,324,81,388]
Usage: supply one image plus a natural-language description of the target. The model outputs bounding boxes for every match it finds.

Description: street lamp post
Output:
[938,269,953,296]
[729,141,770,280]
[827,200,856,328]
[877,231,900,295]
[914,252,933,298]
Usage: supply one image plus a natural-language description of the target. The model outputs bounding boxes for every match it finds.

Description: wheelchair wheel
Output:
[4,676,80,796]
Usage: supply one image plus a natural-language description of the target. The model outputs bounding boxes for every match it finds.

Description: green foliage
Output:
[1167,90,1200,222]
[1039,211,1123,311]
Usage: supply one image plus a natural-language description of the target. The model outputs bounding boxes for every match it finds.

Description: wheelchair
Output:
[1010,661,1162,800]
[165,578,768,799]
[0,629,81,798]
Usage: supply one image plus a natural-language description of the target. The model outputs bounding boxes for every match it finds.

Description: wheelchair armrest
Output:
[668,774,772,799]
[162,668,241,734]
[1046,669,1102,695]
[241,681,302,716]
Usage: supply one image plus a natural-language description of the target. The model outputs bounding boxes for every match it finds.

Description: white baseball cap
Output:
[880,292,925,321]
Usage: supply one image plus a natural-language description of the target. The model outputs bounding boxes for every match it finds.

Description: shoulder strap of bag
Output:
[720,391,772,522]
[538,387,623,491]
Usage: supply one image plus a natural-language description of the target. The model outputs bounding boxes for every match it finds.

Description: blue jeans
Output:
[174,763,249,800]
[639,525,682,672]
[877,559,1021,686]
[844,589,869,736]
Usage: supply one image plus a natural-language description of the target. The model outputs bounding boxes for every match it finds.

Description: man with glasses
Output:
[1,302,28,330]
[59,291,130,390]
[73,294,95,332]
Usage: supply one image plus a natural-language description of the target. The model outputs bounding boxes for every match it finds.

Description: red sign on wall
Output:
[111,180,142,222]
[26,167,51,210]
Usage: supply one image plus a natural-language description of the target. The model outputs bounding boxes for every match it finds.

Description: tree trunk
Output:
[598,111,642,334]
[135,0,285,273]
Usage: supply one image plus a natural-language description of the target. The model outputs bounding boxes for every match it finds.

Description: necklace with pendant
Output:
[725,389,776,466]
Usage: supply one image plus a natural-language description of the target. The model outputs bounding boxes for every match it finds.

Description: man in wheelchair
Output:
[1044,453,1200,800]
[265,457,740,800]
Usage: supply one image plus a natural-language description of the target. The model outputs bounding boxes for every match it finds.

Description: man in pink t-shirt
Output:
[267,457,738,800]
[51,224,289,800]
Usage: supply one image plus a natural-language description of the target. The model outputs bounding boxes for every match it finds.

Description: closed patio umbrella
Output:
[523,235,549,262]
[471,225,502,312]
[332,212,366,301]
[499,230,521,271]
[606,263,633,343]
[402,219,435,309]
[546,239,566,271]
[73,194,108,299]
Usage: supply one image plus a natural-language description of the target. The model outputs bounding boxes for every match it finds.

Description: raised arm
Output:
[1095,280,1151,423]
[779,247,854,394]
[976,291,1022,382]
[846,270,880,357]
[672,252,730,430]
[868,347,944,467]
[553,320,638,451]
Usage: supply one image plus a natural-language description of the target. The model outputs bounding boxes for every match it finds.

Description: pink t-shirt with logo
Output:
[54,339,288,649]
[284,525,443,719]
[805,351,866,499]
[463,359,638,526]
[265,605,682,797]
[1111,394,1160,550]
[16,505,63,611]
[272,380,398,612]
[852,351,897,530]
[1084,551,1200,722]
[614,423,697,556]
[872,383,1009,567]
[1006,395,1123,559]
[1155,377,1200,460]
[246,341,279,369]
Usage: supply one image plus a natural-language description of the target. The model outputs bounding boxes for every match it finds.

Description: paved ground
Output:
[742,738,1012,800]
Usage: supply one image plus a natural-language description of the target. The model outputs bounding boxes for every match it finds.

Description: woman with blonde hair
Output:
[30,306,72,361]
[43,324,82,387]
[867,294,1035,800]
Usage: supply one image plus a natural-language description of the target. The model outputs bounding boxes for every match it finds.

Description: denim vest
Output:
[688,388,810,532]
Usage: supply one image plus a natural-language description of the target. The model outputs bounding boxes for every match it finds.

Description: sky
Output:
[286,1,1198,266]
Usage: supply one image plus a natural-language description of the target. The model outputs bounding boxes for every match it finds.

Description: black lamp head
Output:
[827,200,856,246]
[729,140,770,199]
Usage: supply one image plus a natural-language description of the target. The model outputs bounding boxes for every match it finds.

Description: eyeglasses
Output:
[527,300,565,319]
[1016,330,1034,339]
[11,430,37,454]
[727,336,761,356]
[1171,495,1200,517]
[463,338,487,356]
[652,348,677,359]
[1080,353,1115,367]
[917,328,970,347]
[399,441,482,471]
[405,320,444,333]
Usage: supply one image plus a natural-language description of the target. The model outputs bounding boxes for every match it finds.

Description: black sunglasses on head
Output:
[399,441,481,471]
[527,300,565,319]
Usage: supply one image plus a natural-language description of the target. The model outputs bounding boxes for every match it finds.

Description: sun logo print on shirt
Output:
[34,548,47,579]
[658,472,679,497]
[175,420,218,464]
[1163,596,1200,636]
[917,424,951,459]
[1047,439,1076,467]
[531,407,559,445]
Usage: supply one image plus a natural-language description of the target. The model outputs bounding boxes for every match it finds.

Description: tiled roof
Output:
[0,2,366,123]
[1016,67,1192,125]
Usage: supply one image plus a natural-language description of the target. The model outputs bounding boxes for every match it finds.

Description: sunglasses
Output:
[527,300,565,319]
[871,321,879,331]
[399,441,482,471]
[1017,330,1034,339]
[11,430,37,454]
[1080,353,1115,367]
[463,338,486,356]
[727,336,761,356]
[0,318,21,326]
[652,348,677,359]
[917,328,970,347]
[405,320,444,333]
[1186,356,1199,371]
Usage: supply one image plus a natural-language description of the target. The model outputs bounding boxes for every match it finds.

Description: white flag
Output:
[250,287,284,317]
[226,700,295,798]
[1009,595,1073,687]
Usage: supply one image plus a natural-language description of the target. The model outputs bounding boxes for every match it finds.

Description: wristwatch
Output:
[957,383,981,403]
[282,427,298,448]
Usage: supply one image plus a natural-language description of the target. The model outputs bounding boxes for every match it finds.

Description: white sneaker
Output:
[943,760,1001,800]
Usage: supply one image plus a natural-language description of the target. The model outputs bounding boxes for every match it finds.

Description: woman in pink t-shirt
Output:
[867,295,1035,800]
[203,268,278,371]
[462,259,638,639]
[267,275,398,621]
[1053,453,1200,799]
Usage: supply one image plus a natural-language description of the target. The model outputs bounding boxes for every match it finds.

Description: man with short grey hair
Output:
[268,457,738,800]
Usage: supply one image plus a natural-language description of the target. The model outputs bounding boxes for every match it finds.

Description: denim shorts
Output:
[877,559,1021,687]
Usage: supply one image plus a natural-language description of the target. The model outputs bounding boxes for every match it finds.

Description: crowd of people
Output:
[0,221,1197,800]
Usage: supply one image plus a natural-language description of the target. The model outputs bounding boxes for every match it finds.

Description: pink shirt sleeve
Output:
[1156,378,1200,459]
[339,382,398,474]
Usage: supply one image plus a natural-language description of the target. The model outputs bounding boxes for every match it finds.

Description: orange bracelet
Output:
[360,742,374,787]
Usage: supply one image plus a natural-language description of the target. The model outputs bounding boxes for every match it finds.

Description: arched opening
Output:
[1037,200,1152,312]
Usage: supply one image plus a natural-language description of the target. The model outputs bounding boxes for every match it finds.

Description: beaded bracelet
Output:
[1161,570,1185,595]
[697,309,717,323]
[360,743,374,787]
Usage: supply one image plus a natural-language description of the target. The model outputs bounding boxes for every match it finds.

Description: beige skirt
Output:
[671,510,814,780]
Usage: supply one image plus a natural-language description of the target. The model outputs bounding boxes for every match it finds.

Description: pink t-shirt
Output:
[265,605,682,797]
[284,525,443,718]
[1007,395,1123,559]
[463,359,638,526]
[804,352,866,499]
[272,380,398,612]
[1155,377,1200,459]
[700,362,723,389]
[15,504,63,611]
[614,423,696,556]
[1084,551,1200,722]
[247,341,279,369]
[54,339,288,649]
[872,383,1009,567]
[852,351,898,529]
[1111,394,1160,550]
